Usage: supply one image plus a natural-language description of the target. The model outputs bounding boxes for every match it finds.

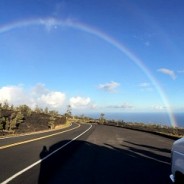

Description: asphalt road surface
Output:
[0,123,175,184]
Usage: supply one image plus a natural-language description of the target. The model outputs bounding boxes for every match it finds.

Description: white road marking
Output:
[1,124,92,184]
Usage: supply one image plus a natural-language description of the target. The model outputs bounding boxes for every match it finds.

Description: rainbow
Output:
[0,18,177,127]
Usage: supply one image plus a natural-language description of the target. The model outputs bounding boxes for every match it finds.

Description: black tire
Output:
[175,172,184,184]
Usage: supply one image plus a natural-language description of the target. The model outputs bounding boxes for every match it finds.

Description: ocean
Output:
[88,112,184,128]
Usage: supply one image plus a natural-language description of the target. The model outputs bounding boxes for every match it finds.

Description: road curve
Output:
[0,123,93,184]
[0,123,76,148]
[0,124,174,184]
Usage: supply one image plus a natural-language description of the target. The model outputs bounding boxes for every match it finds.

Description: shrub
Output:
[48,115,56,129]
[0,111,5,131]
[7,111,24,131]
[16,105,32,117]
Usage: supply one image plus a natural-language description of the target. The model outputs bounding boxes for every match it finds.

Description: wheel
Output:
[175,172,184,184]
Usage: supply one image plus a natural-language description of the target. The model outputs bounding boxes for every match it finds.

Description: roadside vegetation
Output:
[0,101,183,138]
[0,101,67,136]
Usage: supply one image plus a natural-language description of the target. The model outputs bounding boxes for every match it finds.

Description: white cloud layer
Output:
[98,81,120,93]
[39,92,66,108]
[0,85,27,105]
[69,96,95,109]
[157,68,176,80]
[0,84,66,110]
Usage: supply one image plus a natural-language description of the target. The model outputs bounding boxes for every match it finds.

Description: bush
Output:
[16,105,32,117]
[48,115,56,129]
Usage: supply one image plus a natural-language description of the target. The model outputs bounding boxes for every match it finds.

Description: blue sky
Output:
[0,0,184,115]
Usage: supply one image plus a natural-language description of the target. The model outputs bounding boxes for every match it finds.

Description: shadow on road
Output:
[124,140,171,154]
[38,140,172,184]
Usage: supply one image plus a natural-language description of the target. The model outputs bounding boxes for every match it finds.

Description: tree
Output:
[10,105,14,110]
[0,119,4,130]
[48,115,56,129]
[44,107,49,114]
[0,111,5,131]
[99,113,106,124]
[34,105,43,114]
[65,105,72,118]
[9,117,17,130]
[3,100,9,110]
[9,111,24,130]
[16,105,32,116]
[49,110,59,116]
[16,111,24,125]
[5,119,10,131]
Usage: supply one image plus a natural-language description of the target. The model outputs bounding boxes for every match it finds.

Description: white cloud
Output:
[138,82,152,91]
[0,84,66,110]
[139,82,150,88]
[0,85,28,105]
[70,96,95,109]
[107,103,134,109]
[39,92,66,108]
[98,81,120,93]
[157,68,176,80]
[152,105,166,111]
[31,83,49,97]
[40,18,59,31]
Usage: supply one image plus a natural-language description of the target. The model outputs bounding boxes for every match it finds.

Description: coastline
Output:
[87,112,184,128]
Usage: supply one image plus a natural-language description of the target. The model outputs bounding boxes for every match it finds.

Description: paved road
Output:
[0,124,174,184]
[0,123,79,148]
[0,123,93,184]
